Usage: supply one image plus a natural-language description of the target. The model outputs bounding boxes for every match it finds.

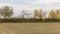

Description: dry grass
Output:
[0,22,60,34]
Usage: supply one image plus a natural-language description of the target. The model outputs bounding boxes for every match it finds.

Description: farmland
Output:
[0,23,60,34]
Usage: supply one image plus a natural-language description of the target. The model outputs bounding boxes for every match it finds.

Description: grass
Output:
[0,23,60,34]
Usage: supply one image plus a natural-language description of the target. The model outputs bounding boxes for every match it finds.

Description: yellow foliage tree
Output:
[34,9,42,19]
[55,9,60,19]
[48,10,56,19]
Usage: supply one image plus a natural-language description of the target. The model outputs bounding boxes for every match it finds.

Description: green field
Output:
[0,22,60,34]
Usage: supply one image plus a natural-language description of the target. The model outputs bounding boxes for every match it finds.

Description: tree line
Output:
[0,6,60,19]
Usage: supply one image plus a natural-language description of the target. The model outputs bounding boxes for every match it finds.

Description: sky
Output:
[0,0,60,17]
[0,0,60,9]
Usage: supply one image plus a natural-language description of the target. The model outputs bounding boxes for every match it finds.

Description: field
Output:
[0,22,60,34]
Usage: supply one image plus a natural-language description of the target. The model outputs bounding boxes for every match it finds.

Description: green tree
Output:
[0,6,14,18]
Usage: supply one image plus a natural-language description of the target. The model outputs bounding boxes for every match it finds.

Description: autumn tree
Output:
[34,9,43,19]
[0,6,13,18]
[55,9,60,19]
[48,10,56,19]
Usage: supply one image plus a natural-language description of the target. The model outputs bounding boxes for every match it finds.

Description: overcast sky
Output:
[0,0,60,17]
[0,0,60,8]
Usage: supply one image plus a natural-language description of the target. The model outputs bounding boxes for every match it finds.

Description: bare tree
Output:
[39,9,47,17]
[21,10,31,18]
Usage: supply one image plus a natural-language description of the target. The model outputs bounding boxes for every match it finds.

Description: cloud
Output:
[0,0,60,17]
[0,0,60,8]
